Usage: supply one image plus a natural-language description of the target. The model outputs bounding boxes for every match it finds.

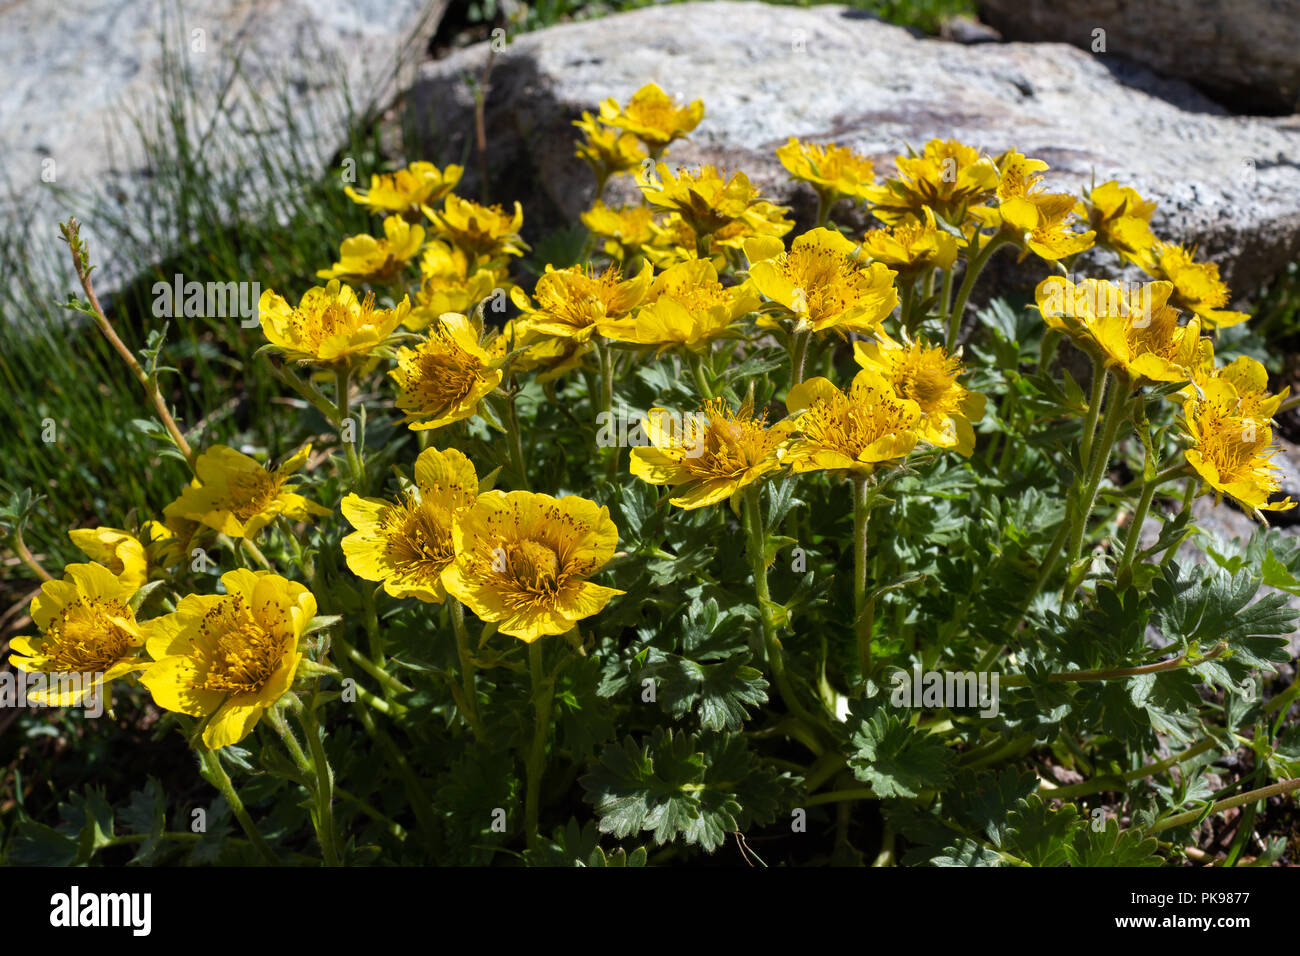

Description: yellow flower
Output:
[1022,193,1096,261]
[711,200,795,251]
[1089,282,1202,386]
[777,137,876,206]
[630,399,795,509]
[8,562,151,706]
[68,527,149,591]
[744,228,899,336]
[581,201,656,262]
[785,371,920,476]
[141,569,318,749]
[642,213,703,268]
[859,207,958,279]
[1035,275,1156,350]
[1188,353,1286,421]
[863,139,999,226]
[1143,242,1249,328]
[164,445,330,539]
[259,280,409,366]
[391,312,503,430]
[488,320,592,384]
[345,161,462,215]
[853,334,985,455]
[638,163,763,239]
[423,194,527,260]
[598,82,704,152]
[407,241,509,331]
[316,215,425,283]
[1181,379,1296,517]
[443,491,624,642]
[574,112,647,185]
[600,259,758,351]
[1077,181,1157,266]
[341,447,478,603]
[510,262,653,342]
[979,152,1094,260]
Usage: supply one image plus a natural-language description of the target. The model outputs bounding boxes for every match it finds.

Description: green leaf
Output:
[5,822,80,866]
[120,778,167,865]
[581,729,785,852]
[58,787,116,864]
[1004,794,1079,867]
[847,707,955,799]
[640,648,769,732]
[1066,816,1159,868]
[946,768,1040,848]
[1066,816,1161,867]
[931,839,1007,867]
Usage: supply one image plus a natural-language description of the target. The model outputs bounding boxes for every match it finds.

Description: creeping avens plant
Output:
[9,81,1299,868]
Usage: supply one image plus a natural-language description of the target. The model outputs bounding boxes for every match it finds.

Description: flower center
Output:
[503,539,562,594]
[225,468,284,521]
[382,493,455,583]
[893,346,960,414]
[40,598,136,672]
[195,595,287,695]
[802,382,914,460]
[396,329,482,415]
[682,401,778,479]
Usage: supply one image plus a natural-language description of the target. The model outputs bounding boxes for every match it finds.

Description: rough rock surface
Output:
[1,0,448,302]
[977,0,1300,115]
[408,1,1300,296]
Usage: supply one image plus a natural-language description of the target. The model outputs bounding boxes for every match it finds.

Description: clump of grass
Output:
[0,11,396,603]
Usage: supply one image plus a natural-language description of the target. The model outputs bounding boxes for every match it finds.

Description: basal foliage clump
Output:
[5,81,1299,867]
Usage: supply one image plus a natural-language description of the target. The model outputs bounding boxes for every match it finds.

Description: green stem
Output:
[335,365,364,490]
[1079,360,1107,467]
[333,632,411,695]
[788,329,812,390]
[1118,473,1159,575]
[450,600,487,740]
[689,349,715,400]
[335,786,407,841]
[267,359,340,424]
[524,639,556,851]
[1146,777,1300,835]
[983,514,1072,669]
[999,641,1226,688]
[292,699,341,866]
[939,264,955,320]
[352,702,440,849]
[505,389,530,491]
[10,527,52,582]
[814,190,834,229]
[946,233,1008,350]
[1160,478,1197,568]
[1047,737,1220,801]
[198,748,279,865]
[898,282,916,337]
[595,338,618,479]
[743,484,834,742]
[852,476,874,683]
[1062,371,1130,596]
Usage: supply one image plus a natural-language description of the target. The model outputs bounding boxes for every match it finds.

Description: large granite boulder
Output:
[408,0,1300,297]
[0,0,448,304]
[977,0,1300,116]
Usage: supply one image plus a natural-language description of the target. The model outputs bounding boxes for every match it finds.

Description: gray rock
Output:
[1,0,448,307]
[939,15,1001,45]
[408,0,1300,298]
[977,0,1300,115]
